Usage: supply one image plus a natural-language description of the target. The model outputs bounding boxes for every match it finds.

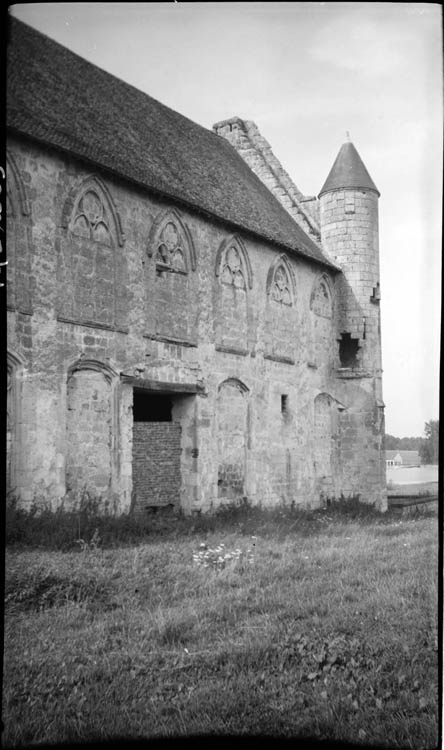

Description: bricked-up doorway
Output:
[132,390,182,512]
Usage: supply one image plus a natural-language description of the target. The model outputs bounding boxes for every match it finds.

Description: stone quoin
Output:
[6,18,387,514]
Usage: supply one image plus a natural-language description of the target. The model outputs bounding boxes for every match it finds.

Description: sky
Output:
[9,2,442,436]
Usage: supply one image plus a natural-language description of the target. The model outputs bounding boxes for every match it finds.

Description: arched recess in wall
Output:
[65,359,119,499]
[214,235,253,353]
[264,254,296,362]
[146,208,197,341]
[309,274,334,367]
[216,378,250,500]
[313,392,339,483]
[58,175,125,328]
[7,351,24,493]
[6,152,33,312]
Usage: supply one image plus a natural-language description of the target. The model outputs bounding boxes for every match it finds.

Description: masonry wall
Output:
[6,134,385,513]
[132,423,182,511]
[213,118,321,244]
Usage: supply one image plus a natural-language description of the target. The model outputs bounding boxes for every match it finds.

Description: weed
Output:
[6,491,437,554]
[192,541,255,569]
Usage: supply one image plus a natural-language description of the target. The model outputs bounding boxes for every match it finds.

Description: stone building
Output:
[6,19,387,514]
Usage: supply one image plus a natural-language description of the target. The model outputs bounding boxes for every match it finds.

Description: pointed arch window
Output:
[214,236,253,353]
[147,209,197,341]
[264,254,296,362]
[155,221,187,273]
[271,264,292,305]
[215,235,253,290]
[70,189,112,246]
[221,245,246,289]
[148,209,196,277]
[266,254,296,306]
[311,275,333,318]
[64,175,124,247]
[59,175,125,328]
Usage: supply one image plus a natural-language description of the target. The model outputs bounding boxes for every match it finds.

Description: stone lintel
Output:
[120,375,204,394]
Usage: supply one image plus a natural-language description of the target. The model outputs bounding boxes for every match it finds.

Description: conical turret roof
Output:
[319,141,379,197]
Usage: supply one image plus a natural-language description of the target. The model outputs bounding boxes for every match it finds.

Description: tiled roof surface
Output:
[7,18,338,270]
[319,141,379,197]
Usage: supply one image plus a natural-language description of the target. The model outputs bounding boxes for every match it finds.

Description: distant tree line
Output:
[384,435,424,451]
[385,419,439,465]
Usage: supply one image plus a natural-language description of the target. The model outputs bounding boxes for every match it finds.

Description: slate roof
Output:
[7,17,338,271]
[319,141,379,197]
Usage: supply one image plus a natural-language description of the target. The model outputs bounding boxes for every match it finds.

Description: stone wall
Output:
[213,117,321,243]
[6,134,386,513]
[319,188,382,373]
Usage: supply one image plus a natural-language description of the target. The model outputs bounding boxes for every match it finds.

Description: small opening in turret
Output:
[339,333,360,368]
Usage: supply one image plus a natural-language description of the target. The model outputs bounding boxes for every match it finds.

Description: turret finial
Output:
[346,131,351,142]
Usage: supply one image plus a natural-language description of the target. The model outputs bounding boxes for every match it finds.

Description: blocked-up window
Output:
[311,278,332,318]
[148,209,197,341]
[215,236,251,353]
[264,255,296,361]
[58,176,125,328]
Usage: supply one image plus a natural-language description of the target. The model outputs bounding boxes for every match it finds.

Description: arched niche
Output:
[313,392,336,480]
[65,359,119,497]
[67,358,119,384]
[216,378,250,500]
[58,175,125,327]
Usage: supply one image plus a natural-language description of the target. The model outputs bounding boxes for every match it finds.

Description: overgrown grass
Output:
[3,505,439,748]
[5,494,431,551]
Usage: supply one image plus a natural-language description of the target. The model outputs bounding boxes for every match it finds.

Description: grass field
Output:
[3,503,439,748]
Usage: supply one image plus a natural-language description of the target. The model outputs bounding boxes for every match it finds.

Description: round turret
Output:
[319,140,382,375]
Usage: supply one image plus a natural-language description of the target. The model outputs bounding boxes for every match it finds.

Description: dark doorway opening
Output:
[133,391,172,422]
[339,333,360,368]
